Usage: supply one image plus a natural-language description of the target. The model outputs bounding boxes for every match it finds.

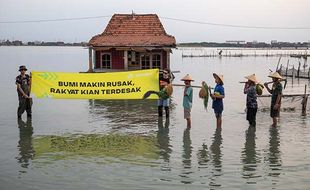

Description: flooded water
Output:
[0,46,310,190]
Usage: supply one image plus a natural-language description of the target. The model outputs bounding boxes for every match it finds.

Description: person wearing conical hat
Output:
[243,74,259,127]
[210,73,225,128]
[181,74,194,129]
[264,72,283,127]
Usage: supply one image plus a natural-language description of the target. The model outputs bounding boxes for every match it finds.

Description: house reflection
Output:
[16,118,34,171]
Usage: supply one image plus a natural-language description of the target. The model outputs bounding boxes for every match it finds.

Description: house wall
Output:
[162,51,167,69]
[94,48,169,70]
[95,49,124,69]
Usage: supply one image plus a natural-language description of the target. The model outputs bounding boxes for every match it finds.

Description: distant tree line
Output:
[0,40,88,47]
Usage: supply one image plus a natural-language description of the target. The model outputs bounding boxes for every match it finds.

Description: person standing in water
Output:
[264,72,283,127]
[181,74,194,129]
[16,65,32,119]
[243,74,259,127]
[210,73,225,128]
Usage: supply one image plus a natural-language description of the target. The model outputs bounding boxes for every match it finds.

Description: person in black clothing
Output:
[16,65,32,119]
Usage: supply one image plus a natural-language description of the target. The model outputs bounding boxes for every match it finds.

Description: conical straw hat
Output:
[268,72,282,79]
[244,74,259,84]
[181,74,194,81]
[213,73,224,84]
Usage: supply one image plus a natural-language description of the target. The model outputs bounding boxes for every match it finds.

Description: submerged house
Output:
[87,13,176,72]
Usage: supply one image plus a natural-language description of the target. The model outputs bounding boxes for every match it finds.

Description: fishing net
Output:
[257,95,310,112]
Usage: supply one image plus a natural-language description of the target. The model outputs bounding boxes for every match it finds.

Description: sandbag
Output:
[256,84,264,95]
[199,87,207,98]
[165,84,173,96]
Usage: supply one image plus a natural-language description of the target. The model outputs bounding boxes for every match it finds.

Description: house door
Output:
[128,51,140,70]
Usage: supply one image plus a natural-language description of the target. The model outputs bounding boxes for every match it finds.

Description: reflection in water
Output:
[89,99,176,131]
[197,142,209,167]
[33,133,159,160]
[241,127,261,183]
[267,127,282,182]
[209,128,223,188]
[89,99,158,125]
[157,117,171,163]
[16,118,34,171]
[180,129,193,184]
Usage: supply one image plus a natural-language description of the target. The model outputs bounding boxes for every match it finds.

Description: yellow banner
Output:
[31,69,159,99]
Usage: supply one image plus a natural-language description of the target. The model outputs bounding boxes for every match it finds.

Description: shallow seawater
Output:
[0,46,309,190]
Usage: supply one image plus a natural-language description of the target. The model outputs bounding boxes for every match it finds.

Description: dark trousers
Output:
[158,106,169,118]
[18,95,32,117]
[246,107,257,126]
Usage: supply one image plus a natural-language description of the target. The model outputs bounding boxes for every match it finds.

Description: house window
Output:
[141,54,150,69]
[152,54,161,69]
[101,53,111,69]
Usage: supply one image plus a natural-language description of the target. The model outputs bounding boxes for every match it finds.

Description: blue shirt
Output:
[183,86,193,109]
[212,84,224,111]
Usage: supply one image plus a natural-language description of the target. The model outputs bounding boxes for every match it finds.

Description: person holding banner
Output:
[181,74,194,129]
[16,65,32,119]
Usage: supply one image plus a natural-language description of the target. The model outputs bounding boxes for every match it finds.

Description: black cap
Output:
[19,65,27,71]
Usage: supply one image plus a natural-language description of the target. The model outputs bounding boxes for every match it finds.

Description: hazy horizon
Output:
[1,0,310,43]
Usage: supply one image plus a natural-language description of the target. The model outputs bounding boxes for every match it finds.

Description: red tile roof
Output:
[89,14,176,47]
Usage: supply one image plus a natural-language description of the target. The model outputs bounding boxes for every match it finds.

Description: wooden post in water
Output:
[302,84,308,116]
[308,64,310,78]
[285,60,289,76]
[297,61,301,78]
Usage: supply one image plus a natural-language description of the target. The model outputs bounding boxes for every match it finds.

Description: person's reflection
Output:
[209,127,223,187]
[16,118,34,169]
[180,128,193,184]
[157,117,171,163]
[241,126,259,182]
[197,143,209,167]
[267,126,282,180]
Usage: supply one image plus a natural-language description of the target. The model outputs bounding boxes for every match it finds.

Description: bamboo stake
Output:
[298,61,301,78]
[285,59,289,76]
[172,84,214,89]
[302,84,308,116]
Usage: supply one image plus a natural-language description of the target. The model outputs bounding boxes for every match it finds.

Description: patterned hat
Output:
[245,74,259,84]
[268,72,282,79]
[181,74,194,81]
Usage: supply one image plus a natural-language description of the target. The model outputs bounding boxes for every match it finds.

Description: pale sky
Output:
[0,0,309,43]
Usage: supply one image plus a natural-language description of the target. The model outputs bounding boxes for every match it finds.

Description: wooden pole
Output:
[302,84,308,116]
[297,61,301,78]
[285,59,289,76]
[172,83,214,89]
[308,63,310,78]
[88,48,93,72]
